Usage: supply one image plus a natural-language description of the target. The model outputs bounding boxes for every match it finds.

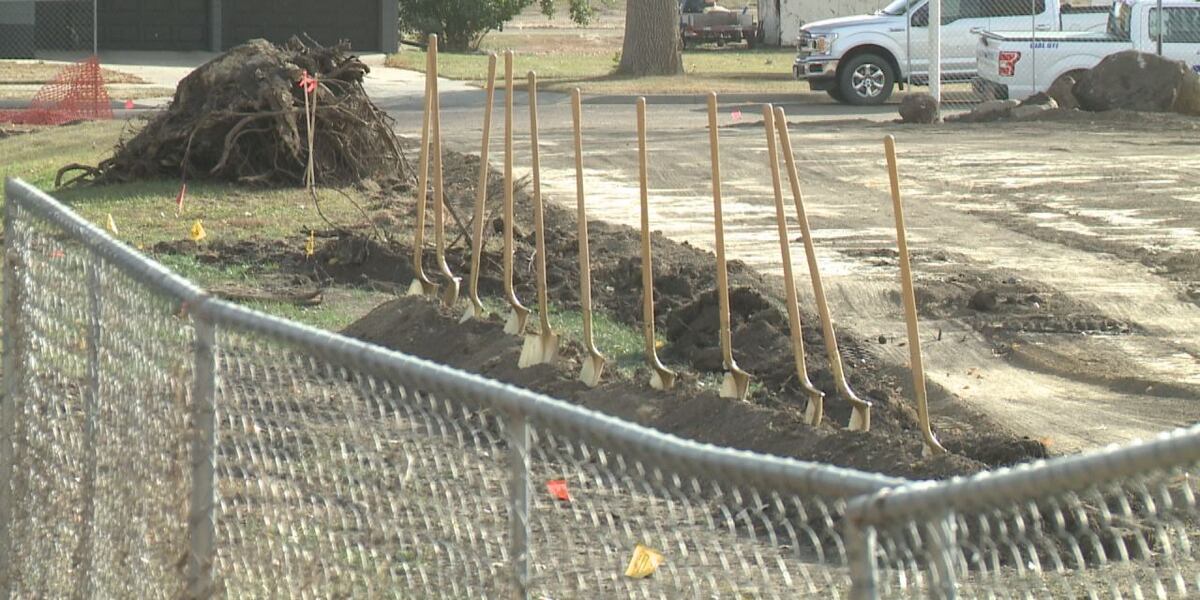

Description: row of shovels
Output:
[408,36,946,456]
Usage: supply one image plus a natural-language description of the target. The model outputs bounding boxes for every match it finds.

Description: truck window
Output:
[988,0,1047,17]
[1149,7,1200,43]
[1107,1,1132,40]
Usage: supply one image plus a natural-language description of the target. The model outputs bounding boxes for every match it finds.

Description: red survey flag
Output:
[731,109,743,123]
[546,479,571,502]
[124,99,134,109]
[299,70,318,94]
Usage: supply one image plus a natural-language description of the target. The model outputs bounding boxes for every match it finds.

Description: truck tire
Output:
[837,53,895,106]
[827,88,846,102]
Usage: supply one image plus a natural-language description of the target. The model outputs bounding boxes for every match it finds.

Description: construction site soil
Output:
[154,148,1051,479]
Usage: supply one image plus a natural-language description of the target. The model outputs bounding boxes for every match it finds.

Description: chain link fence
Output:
[3,176,1200,598]
[0,0,96,59]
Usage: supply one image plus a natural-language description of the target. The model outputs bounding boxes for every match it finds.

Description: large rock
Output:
[1073,50,1200,115]
[1047,73,1080,110]
[899,93,939,124]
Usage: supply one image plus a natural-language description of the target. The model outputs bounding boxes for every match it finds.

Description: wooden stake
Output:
[774,106,871,431]
[518,71,559,368]
[706,93,752,401]
[572,88,607,387]
[885,135,946,456]
[637,97,677,391]
[764,104,825,425]
[461,53,498,322]
[501,51,530,335]
[408,34,438,297]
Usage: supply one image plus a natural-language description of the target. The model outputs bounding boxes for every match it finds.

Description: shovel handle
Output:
[528,72,552,333]
[885,135,944,453]
[501,51,526,314]
[432,43,453,282]
[637,99,662,366]
[466,53,498,312]
[706,93,736,371]
[412,35,436,287]
[572,89,600,355]
[775,107,870,413]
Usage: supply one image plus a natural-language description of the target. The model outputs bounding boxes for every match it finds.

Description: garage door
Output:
[98,0,208,51]
[223,0,380,52]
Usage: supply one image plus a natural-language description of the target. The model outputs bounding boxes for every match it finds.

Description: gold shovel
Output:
[518,72,560,368]
[461,53,498,323]
[763,105,825,424]
[572,88,607,386]
[408,34,439,297]
[430,47,459,308]
[501,51,530,335]
[774,107,871,432]
[884,135,947,456]
[706,93,752,401]
[637,98,677,391]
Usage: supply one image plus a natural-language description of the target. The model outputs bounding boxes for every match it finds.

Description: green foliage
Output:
[398,0,599,51]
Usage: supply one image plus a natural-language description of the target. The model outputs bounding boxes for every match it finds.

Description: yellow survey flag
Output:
[305,230,315,257]
[190,220,207,242]
[624,544,664,579]
[105,213,118,235]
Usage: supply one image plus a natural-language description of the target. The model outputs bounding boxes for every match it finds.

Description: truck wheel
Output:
[826,88,846,103]
[838,53,895,106]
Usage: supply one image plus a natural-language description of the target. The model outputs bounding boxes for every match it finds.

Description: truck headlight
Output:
[812,33,837,54]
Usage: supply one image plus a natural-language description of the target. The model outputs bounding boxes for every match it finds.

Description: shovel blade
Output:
[847,405,871,432]
[459,301,486,324]
[540,333,560,364]
[803,396,824,426]
[518,335,542,369]
[579,354,606,387]
[649,368,676,391]
[719,369,751,401]
[407,279,434,297]
[440,278,461,308]
[504,309,529,335]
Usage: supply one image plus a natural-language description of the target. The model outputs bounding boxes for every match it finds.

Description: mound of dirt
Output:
[58,37,407,187]
[344,296,990,480]
[1074,50,1200,115]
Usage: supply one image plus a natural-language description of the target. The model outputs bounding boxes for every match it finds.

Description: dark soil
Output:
[152,146,1051,479]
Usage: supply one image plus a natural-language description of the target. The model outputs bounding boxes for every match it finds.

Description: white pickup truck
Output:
[976,0,1200,100]
[793,0,1109,105]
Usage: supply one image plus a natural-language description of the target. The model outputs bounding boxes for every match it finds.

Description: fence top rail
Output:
[4,176,908,499]
[848,422,1200,525]
[5,178,206,304]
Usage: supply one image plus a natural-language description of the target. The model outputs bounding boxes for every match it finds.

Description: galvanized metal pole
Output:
[73,255,103,596]
[929,0,941,102]
[507,415,530,599]
[906,0,912,89]
[186,315,218,599]
[92,0,98,57]
[0,184,25,598]
[847,519,879,600]
[1157,0,1164,55]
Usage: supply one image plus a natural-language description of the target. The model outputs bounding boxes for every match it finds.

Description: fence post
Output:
[72,254,103,595]
[186,313,218,598]
[507,413,530,599]
[846,514,879,600]
[0,187,26,597]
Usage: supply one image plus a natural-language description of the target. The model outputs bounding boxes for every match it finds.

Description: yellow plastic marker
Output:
[105,213,118,235]
[706,93,752,401]
[190,220,206,243]
[408,34,438,297]
[636,98,677,392]
[518,71,560,368]
[430,44,460,308]
[884,135,947,457]
[305,230,315,257]
[763,105,825,425]
[774,106,871,432]
[461,52,499,323]
[572,88,606,387]
[501,51,530,335]
[624,544,664,579]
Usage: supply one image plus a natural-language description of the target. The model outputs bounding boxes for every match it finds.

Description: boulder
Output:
[1047,74,1080,110]
[1073,50,1200,115]
[899,92,939,124]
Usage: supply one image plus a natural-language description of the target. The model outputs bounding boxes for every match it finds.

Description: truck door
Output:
[909,0,995,80]
[1148,5,1200,73]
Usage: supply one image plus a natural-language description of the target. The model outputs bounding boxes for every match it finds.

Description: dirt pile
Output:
[1073,50,1200,115]
[57,38,407,187]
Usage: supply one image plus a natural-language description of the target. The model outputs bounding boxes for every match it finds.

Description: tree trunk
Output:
[615,0,683,77]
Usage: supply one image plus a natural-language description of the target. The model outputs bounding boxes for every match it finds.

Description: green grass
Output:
[386,44,800,95]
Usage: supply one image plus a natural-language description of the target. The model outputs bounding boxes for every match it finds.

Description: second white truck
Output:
[976,0,1200,100]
